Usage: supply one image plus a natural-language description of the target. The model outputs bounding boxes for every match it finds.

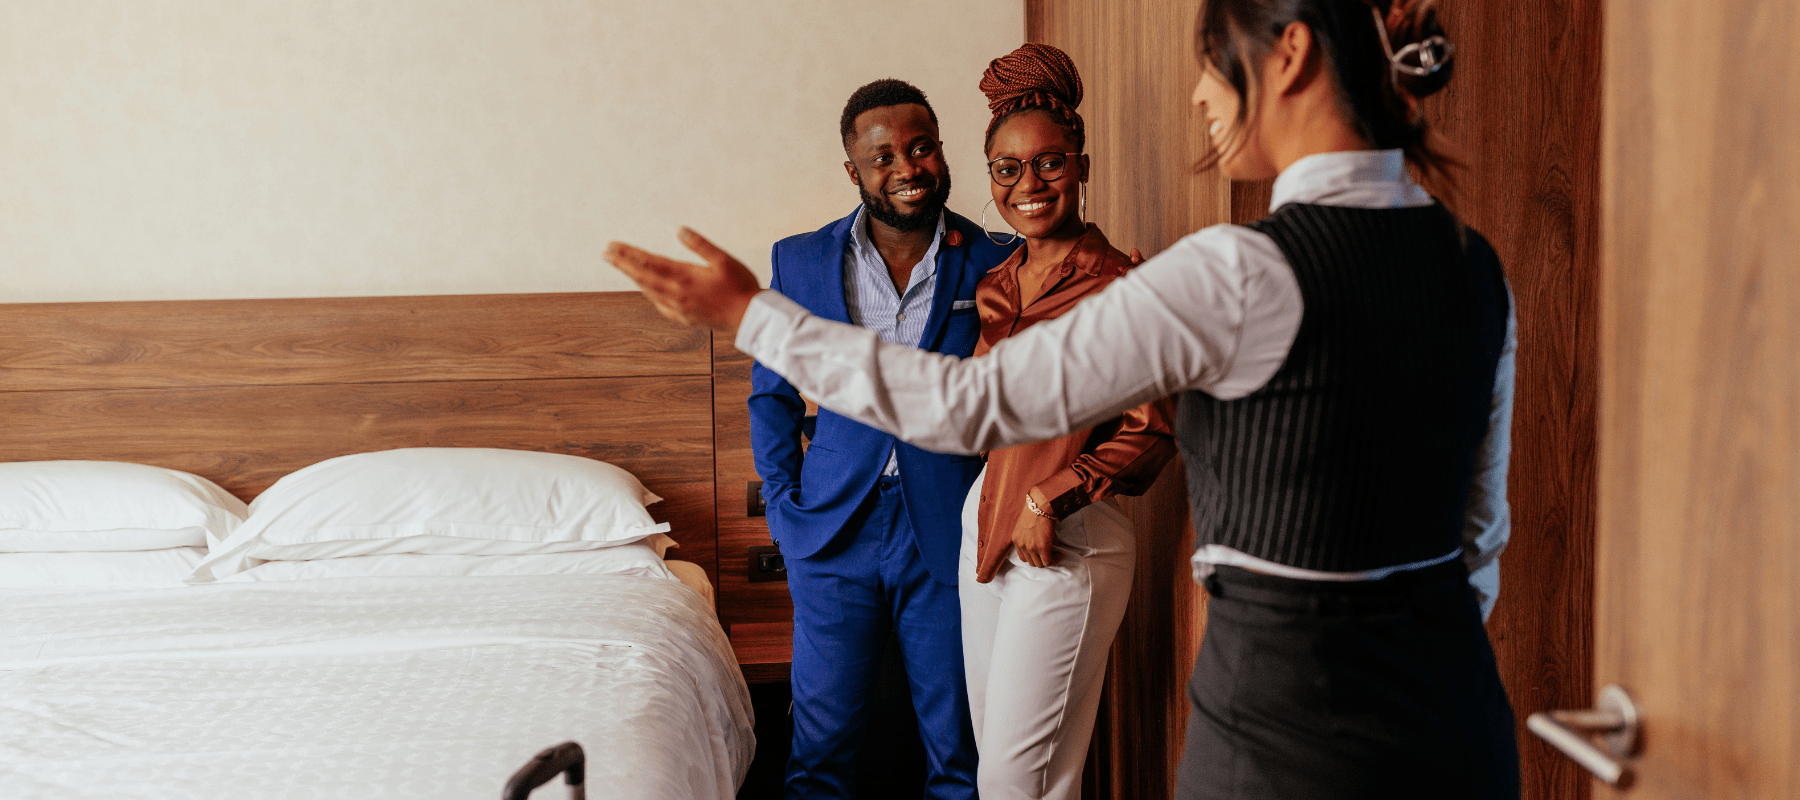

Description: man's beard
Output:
[860,171,951,232]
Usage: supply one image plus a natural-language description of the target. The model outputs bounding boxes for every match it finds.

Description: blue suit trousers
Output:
[785,475,977,799]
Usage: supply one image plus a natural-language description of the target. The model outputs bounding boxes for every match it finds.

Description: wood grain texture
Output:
[1230,179,1274,225]
[730,621,795,685]
[1087,462,1201,800]
[1597,1,1800,796]
[1028,2,1230,797]
[1029,0,1231,262]
[0,292,721,584]
[712,330,797,642]
[1424,3,1602,798]
[0,292,709,392]
[0,376,719,577]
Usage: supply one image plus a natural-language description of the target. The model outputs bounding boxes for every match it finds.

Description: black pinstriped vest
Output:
[1177,202,1510,572]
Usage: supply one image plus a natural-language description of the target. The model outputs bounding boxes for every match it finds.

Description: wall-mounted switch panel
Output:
[746,481,766,517]
[747,545,785,582]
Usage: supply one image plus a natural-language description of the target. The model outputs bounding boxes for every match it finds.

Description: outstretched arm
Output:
[604,228,764,331]
[606,227,1300,455]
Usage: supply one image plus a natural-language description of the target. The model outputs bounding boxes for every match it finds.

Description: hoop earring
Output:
[1079,183,1087,225]
[981,199,1021,246]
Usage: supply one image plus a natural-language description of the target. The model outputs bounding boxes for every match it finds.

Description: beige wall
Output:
[0,1,1022,302]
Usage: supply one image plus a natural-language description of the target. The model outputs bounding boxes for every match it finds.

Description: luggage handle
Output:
[503,741,586,800]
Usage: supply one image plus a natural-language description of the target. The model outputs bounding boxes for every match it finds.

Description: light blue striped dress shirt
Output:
[842,205,946,475]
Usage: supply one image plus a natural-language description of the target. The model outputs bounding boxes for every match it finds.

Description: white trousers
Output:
[959,467,1136,800]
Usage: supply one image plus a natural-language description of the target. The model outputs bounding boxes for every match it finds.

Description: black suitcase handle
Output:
[503,741,586,800]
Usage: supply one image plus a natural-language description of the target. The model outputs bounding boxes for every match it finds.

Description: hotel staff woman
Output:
[608,0,1520,796]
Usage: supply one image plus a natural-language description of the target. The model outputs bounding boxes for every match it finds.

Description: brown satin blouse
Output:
[972,223,1178,565]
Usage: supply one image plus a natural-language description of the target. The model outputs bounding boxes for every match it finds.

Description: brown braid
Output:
[979,43,1085,151]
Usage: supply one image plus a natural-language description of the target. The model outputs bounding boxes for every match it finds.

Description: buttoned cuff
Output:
[1034,470,1092,520]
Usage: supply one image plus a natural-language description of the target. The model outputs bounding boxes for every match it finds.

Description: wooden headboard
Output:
[0,292,719,581]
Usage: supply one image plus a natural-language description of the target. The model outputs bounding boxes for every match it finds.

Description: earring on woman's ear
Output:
[982,199,1022,246]
[1079,183,1087,225]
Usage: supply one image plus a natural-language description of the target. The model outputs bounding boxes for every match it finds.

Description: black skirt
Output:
[1175,560,1520,800]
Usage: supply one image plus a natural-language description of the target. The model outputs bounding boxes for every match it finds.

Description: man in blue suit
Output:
[750,79,1013,799]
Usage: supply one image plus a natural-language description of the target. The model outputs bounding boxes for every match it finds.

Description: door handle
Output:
[1527,684,1640,787]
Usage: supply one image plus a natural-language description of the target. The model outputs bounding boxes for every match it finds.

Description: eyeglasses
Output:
[986,152,1081,187]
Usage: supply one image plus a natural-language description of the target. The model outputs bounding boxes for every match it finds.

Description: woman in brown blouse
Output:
[959,44,1177,800]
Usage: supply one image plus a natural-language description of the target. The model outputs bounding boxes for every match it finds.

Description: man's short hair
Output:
[839,79,939,151]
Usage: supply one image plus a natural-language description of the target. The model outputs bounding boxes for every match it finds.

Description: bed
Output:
[0,292,754,799]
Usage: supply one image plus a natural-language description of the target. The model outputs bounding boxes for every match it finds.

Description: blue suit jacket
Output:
[750,208,1013,585]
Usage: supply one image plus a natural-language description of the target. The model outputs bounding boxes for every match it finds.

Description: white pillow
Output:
[0,461,247,551]
[190,448,670,582]
[0,547,206,590]
[214,536,678,583]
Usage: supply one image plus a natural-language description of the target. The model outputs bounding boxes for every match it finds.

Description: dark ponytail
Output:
[1194,0,1460,197]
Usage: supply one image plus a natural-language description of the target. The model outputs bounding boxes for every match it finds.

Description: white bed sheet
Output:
[0,573,753,800]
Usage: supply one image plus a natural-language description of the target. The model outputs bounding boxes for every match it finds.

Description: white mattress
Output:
[0,573,753,799]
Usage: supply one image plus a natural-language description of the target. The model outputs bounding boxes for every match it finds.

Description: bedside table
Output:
[730,621,793,684]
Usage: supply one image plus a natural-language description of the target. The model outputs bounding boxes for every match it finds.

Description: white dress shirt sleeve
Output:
[735,224,1303,455]
[1461,290,1518,622]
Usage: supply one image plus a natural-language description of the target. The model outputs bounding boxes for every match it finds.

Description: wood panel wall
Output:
[712,329,796,682]
[1026,1,1231,255]
[1027,1,1602,798]
[1427,3,1601,798]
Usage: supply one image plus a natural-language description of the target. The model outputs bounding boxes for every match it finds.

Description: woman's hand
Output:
[604,228,764,331]
[976,496,1060,583]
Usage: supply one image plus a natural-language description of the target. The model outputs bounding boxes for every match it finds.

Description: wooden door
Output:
[1591,0,1800,795]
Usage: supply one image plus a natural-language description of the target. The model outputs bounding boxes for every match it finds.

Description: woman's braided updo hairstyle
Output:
[979,43,1086,154]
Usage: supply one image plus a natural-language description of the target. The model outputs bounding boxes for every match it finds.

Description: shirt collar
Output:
[987,223,1115,296]
[1268,149,1435,211]
[850,205,946,284]
[1050,223,1112,278]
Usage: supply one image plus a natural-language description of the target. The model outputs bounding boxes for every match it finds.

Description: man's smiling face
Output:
[844,103,952,232]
